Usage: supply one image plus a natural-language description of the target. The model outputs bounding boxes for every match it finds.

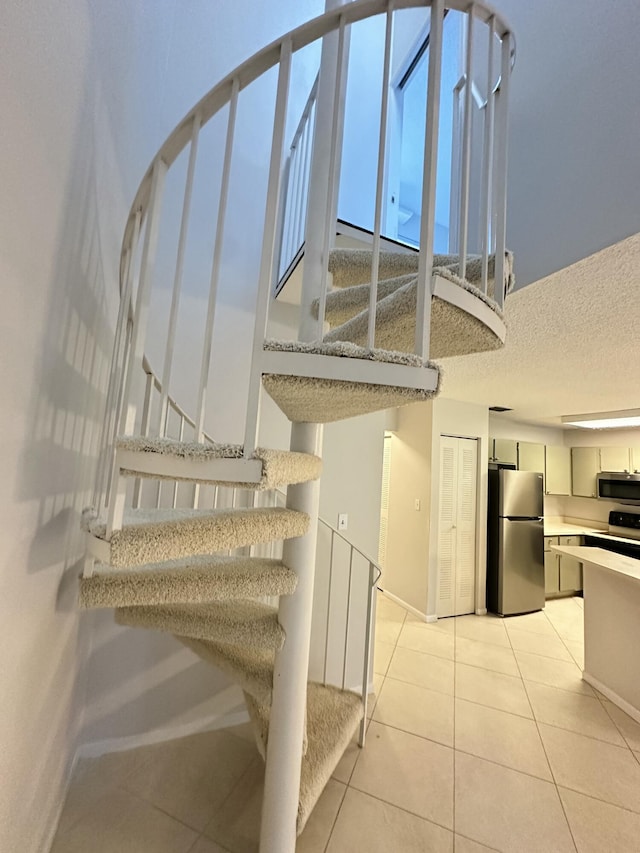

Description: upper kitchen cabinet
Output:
[518,442,545,475]
[571,446,599,497]
[599,446,631,472]
[545,446,571,495]
[632,448,640,474]
[491,438,518,466]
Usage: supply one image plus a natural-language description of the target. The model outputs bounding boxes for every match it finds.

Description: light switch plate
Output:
[338,513,348,531]
[415,498,421,511]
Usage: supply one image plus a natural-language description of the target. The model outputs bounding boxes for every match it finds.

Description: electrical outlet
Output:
[338,513,348,531]
[414,498,421,511]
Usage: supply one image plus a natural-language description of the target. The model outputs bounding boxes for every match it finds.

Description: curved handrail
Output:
[98,0,515,509]
[119,0,514,288]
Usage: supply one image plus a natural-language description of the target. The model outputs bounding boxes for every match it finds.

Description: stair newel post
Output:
[243,41,292,459]
[493,30,513,311]
[415,0,444,360]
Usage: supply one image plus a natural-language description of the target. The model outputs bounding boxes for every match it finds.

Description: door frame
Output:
[427,428,489,621]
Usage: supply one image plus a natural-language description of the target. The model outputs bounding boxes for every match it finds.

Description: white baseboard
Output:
[77,707,250,760]
[582,672,640,725]
[379,588,428,622]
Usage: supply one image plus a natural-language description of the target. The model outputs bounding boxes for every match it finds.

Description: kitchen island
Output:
[553,544,640,723]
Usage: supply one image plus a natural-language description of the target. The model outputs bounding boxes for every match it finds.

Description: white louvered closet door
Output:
[437,436,478,618]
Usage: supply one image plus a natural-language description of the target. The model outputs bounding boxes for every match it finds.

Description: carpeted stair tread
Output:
[245,682,364,834]
[328,247,514,294]
[177,636,275,704]
[324,277,504,358]
[312,273,417,325]
[83,506,309,568]
[79,555,297,609]
[314,261,506,330]
[262,373,439,423]
[115,600,285,650]
[116,436,322,489]
[263,337,427,366]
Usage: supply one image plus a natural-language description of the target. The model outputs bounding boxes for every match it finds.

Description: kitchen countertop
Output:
[544,520,640,547]
[552,545,640,583]
[543,521,606,537]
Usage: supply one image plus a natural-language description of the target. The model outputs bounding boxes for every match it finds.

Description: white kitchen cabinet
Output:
[491,438,518,466]
[544,551,560,594]
[632,448,640,474]
[545,446,571,495]
[518,441,545,475]
[544,536,583,595]
[599,446,631,473]
[558,535,583,592]
[571,447,600,498]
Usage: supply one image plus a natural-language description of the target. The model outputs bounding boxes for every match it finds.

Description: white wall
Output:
[384,402,434,614]
[311,412,386,690]
[498,0,640,286]
[0,1,323,850]
[488,413,565,446]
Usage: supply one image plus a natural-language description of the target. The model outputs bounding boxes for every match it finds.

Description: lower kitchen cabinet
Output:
[544,535,583,596]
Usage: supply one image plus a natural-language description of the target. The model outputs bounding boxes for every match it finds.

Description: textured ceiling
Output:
[439,232,640,426]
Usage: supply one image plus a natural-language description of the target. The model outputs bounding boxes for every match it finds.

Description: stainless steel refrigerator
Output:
[487,468,544,616]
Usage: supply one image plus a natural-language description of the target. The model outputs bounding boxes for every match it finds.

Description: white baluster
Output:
[458,4,476,281]
[196,78,240,442]
[415,0,444,358]
[159,112,202,436]
[367,3,394,349]
[243,40,293,457]
[480,16,496,295]
[493,32,513,311]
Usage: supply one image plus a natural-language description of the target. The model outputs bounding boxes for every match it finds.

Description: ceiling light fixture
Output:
[561,409,640,430]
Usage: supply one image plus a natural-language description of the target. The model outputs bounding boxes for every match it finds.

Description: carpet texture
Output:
[324,278,504,358]
[245,682,364,835]
[116,436,322,489]
[79,555,297,609]
[262,373,439,423]
[263,337,430,367]
[177,636,275,705]
[262,339,440,422]
[84,506,309,568]
[115,599,285,650]
[328,247,514,297]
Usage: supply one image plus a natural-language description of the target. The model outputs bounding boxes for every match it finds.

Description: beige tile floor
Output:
[50,594,640,852]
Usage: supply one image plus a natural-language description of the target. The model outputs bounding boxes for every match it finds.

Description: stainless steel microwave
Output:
[597,472,640,505]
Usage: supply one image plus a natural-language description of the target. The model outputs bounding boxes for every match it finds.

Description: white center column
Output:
[259,2,349,851]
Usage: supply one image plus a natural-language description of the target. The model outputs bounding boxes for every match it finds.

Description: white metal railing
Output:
[315,516,381,747]
[93,0,514,514]
[255,489,380,747]
[276,75,319,289]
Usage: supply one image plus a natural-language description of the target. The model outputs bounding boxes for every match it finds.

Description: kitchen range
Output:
[583,510,640,560]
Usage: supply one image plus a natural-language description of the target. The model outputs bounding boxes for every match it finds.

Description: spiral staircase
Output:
[80,1,515,850]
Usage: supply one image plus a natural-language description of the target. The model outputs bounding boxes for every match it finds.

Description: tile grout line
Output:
[345,781,455,837]
[321,779,349,853]
[507,611,580,853]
